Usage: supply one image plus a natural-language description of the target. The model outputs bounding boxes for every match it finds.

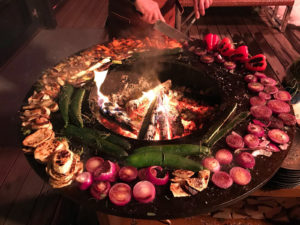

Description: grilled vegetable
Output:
[64,125,128,158]
[245,54,267,72]
[230,45,248,62]
[95,130,131,150]
[59,83,74,127]
[202,103,237,146]
[126,151,203,171]
[206,111,250,147]
[70,88,85,128]
[218,37,235,57]
[133,144,210,156]
[204,33,220,51]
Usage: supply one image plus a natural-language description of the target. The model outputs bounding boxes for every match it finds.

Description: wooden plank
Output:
[74,0,101,28]
[242,16,287,81]
[285,27,300,54]
[4,168,44,225]
[0,154,31,225]
[69,0,93,28]
[0,148,21,188]
[27,184,61,225]
[252,185,300,197]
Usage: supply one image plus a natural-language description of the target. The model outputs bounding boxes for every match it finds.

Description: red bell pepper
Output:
[230,45,249,63]
[245,54,267,72]
[204,33,220,51]
[218,37,235,57]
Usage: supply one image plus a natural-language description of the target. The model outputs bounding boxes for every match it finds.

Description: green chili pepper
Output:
[70,88,85,128]
[59,83,74,128]
[133,144,210,156]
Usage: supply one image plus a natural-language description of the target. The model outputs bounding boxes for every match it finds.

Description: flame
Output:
[94,70,109,107]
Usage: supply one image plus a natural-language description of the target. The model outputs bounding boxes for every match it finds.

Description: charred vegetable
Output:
[59,83,74,127]
[70,88,86,128]
[63,125,128,158]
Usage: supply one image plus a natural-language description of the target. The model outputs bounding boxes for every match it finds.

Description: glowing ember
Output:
[93,71,215,141]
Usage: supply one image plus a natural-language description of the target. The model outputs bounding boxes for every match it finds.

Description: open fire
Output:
[92,69,216,141]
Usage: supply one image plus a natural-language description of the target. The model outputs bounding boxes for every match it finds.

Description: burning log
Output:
[100,102,134,132]
[138,96,158,140]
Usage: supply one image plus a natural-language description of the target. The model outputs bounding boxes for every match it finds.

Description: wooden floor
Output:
[0,1,299,225]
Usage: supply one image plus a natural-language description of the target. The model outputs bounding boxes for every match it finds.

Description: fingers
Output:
[199,0,205,16]
[194,0,200,19]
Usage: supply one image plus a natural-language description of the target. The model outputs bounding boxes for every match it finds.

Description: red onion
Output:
[215,149,233,165]
[268,129,290,144]
[212,171,233,189]
[90,181,111,200]
[278,113,297,126]
[244,74,257,83]
[274,91,292,102]
[118,166,138,182]
[93,160,117,182]
[202,157,221,172]
[247,123,264,137]
[109,183,132,206]
[267,143,280,152]
[76,172,93,190]
[235,152,255,169]
[254,72,267,79]
[258,91,271,100]
[260,77,277,86]
[230,167,251,186]
[264,85,278,94]
[226,132,244,149]
[250,105,272,120]
[85,157,104,173]
[133,181,156,203]
[253,119,270,128]
[250,96,266,106]
[267,100,291,114]
[146,166,169,185]
[248,82,264,92]
[244,134,259,148]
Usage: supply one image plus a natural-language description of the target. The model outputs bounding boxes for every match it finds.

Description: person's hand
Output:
[134,0,165,24]
[193,0,213,19]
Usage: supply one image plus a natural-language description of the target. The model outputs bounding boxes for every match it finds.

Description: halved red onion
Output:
[278,113,297,126]
[212,171,233,189]
[109,183,132,206]
[260,77,277,86]
[200,55,214,64]
[274,91,292,102]
[267,100,291,113]
[247,123,264,137]
[269,116,284,129]
[253,119,270,128]
[264,85,278,94]
[76,172,93,190]
[118,166,138,182]
[248,82,264,92]
[244,74,257,83]
[250,105,272,120]
[226,132,245,149]
[146,166,169,185]
[244,134,259,148]
[230,167,251,185]
[258,91,271,100]
[133,181,156,203]
[85,157,104,173]
[215,149,233,165]
[235,152,255,169]
[250,96,266,106]
[268,129,290,144]
[93,160,117,182]
[90,181,111,200]
[202,157,221,172]
[224,61,236,70]
[254,72,267,79]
